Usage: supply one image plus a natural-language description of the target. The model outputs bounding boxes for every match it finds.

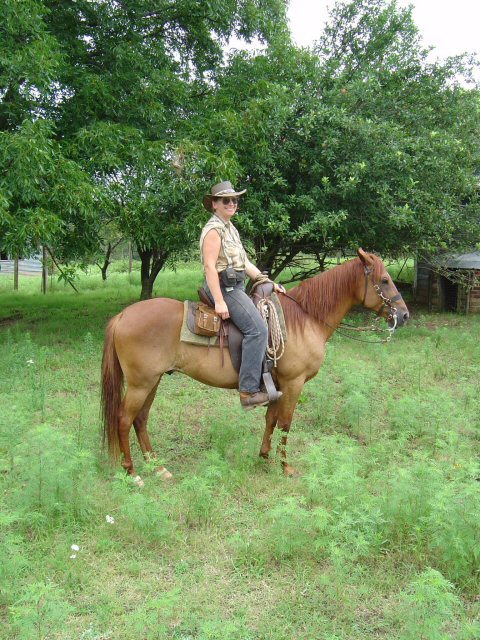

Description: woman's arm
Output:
[245,257,261,281]
[202,229,230,319]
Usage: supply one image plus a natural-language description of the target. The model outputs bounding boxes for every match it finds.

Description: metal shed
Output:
[414,251,480,314]
[0,257,42,276]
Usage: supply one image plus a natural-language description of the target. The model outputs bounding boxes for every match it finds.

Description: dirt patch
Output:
[425,318,463,330]
[0,312,23,328]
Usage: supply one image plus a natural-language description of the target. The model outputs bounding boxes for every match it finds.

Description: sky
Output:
[288,0,479,65]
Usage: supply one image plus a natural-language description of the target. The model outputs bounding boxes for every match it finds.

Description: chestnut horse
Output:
[101,249,409,481]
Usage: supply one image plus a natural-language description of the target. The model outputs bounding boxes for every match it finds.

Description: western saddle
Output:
[187,281,281,400]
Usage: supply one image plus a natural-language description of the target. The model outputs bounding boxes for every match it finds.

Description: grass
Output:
[0,262,479,639]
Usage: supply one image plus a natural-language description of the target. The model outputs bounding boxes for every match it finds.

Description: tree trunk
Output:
[99,242,112,281]
[256,245,300,281]
[255,242,280,277]
[137,245,168,300]
[270,250,300,281]
[97,240,122,281]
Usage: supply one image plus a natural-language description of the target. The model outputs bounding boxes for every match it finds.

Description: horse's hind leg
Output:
[118,386,153,478]
[133,378,173,480]
[133,380,159,460]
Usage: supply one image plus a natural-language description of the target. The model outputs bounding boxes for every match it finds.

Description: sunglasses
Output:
[216,197,238,205]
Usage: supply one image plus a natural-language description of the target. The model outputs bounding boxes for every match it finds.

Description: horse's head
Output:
[356,249,410,328]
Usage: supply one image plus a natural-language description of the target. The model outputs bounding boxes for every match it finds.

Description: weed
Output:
[425,479,480,588]
[124,589,180,639]
[8,424,96,533]
[119,491,176,544]
[178,475,215,527]
[9,580,74,640]
[264,496,316,561]
[394,568,468,640]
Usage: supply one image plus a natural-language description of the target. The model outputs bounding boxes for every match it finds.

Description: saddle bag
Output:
[195,303,221,337]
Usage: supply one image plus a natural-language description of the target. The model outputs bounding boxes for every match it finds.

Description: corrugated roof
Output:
[440,251,480,269]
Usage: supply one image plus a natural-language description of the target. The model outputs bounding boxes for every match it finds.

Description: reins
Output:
[279,266,401,344]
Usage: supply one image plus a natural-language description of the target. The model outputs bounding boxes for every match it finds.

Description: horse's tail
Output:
[101,315,123,462]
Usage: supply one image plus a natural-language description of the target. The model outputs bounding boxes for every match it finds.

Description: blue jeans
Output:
[205,281,268,393]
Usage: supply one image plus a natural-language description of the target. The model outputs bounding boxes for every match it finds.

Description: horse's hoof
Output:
[282,464,299,478]
[133,475,145,488]
[156,466,173,481]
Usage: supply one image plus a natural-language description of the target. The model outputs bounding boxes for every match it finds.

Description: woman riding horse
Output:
[200,181,285,409]
[101,244,409,481]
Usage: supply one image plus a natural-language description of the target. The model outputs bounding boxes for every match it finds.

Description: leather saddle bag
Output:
[195,303,222,337]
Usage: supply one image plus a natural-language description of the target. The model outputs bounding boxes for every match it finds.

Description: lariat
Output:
[258,298,285,366]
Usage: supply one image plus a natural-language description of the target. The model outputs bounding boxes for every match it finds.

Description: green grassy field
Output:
[0,264,479,639]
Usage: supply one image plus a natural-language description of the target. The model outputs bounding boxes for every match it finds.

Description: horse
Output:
[101,249,409,481]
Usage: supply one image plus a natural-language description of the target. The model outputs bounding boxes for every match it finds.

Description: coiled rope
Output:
[259,298,285,366]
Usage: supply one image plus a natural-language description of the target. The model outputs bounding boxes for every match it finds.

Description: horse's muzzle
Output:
[391,305,410,327]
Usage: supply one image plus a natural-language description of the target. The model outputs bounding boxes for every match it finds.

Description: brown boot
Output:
[240,390,282,410]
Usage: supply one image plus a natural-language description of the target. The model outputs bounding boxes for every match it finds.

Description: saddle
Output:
[186,281,277,375]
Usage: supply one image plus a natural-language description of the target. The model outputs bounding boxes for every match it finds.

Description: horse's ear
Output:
[357,248,373,266]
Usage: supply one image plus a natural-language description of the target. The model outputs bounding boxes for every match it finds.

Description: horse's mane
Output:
[281,255,384,331]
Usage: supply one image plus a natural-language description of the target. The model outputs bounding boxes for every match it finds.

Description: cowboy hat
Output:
[203,181,246,211]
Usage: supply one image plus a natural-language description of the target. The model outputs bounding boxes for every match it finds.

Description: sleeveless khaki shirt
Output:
[199,214,247,272]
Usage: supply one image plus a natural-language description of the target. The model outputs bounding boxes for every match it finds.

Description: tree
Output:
[41,0,289,298]
[0,1,101,261]
[4,0,478,290]
[191,0,480,279]
[1,0,289,295]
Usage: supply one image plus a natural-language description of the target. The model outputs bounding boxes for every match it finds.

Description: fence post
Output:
[42,245,48,294]
[14,256,19,290]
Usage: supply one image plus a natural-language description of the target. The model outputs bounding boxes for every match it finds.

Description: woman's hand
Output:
[273,282,286,294]
[215,300,230,320]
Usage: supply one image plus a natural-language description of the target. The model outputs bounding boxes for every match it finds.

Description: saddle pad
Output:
[180,301,221,347]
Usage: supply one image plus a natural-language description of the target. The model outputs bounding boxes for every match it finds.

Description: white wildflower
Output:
[71,544,80,551]
[70,554,77,559]
[26,359,34,365]
[105,515,115,524]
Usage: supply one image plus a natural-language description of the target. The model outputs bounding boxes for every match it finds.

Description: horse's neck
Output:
[320,285,355,337]
[324,295,355,335]
[295,263,358,336]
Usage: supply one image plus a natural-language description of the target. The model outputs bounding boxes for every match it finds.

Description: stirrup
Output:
[262,371,282,403]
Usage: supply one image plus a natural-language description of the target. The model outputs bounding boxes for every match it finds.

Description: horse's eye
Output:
[381,277,389,284]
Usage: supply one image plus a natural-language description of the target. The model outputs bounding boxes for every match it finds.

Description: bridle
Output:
[280,265,404,343]
[362,265,402,335]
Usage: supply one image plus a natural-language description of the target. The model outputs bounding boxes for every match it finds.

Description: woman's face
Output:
[212,196,238,220]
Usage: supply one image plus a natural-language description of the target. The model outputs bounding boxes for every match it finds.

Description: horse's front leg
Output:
[259,404,279,460]
[265,378,304,476]
[277,405,298,477]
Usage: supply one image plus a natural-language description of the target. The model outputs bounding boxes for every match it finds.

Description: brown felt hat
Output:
[202,181,246,212]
